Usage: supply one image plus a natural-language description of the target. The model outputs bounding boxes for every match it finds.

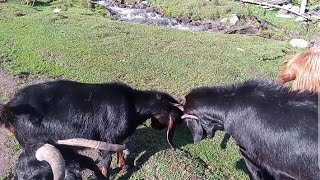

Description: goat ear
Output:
[278,70,296,84]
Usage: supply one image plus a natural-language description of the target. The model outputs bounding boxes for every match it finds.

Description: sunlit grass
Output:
[0,1,301,179]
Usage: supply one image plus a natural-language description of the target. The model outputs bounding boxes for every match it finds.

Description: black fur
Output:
[0,80,182,179]
[183,79,319,180]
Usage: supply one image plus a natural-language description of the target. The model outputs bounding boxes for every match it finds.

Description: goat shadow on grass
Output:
[235,158,249,176]
[113,123,193,179]
[220,133,249,176]
[109,124,249,179]
[220,133,231,149]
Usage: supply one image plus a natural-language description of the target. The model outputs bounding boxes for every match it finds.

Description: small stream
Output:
[96,0,225,33]
[94,0,319,41]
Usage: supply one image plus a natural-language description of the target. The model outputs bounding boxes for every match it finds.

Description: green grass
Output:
[0,1,302,179]
[7,134,22,153]
[126,0,319,39]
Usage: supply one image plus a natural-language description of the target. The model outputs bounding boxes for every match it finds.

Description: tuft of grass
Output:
[8,134,22,153]
[0,166,15,180]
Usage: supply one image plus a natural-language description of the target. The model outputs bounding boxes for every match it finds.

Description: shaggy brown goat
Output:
[279,47,320,93]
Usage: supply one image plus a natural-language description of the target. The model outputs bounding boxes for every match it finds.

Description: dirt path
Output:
[0,129,17,178]
[0,67,23,177]
[0,67,48,177]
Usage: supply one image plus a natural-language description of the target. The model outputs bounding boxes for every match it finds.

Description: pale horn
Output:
[35,144,65,180]
[56,138,126,151]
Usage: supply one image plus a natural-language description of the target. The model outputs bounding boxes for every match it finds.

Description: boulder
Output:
[229,14,239,25]
[290,5,300,14]
[289,39,309,48]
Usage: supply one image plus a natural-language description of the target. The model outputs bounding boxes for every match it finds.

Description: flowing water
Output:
[95,0,223,32]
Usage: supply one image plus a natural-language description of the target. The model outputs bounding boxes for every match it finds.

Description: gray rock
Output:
[289,39,309,48]
[309,10,320,20]
[257,0,289,5]
[276,12,293,18]
[220,18,228,23]
[290,5,300,14]
[282,3,292,10]
[145,7,154,13]
[309,36,320,48]
[181,17,191,23]
[278,9,288,14]
[53,8,61,13]
[169,19,178,26]
[229,14,239,26]
[141,1,149,5]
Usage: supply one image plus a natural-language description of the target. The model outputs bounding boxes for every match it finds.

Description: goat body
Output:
[0,80,182,179]
[183,79,319,180]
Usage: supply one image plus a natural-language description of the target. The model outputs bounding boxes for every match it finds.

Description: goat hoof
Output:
[110,163,117,169]
[101,166,108,178]
[121,165,129,172]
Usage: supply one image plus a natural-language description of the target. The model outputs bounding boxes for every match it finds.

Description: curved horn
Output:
[169,102,184,111]
[166,115,175,148]
[179,97,186,105]
[56,138,126,152]
[181,114,199,120]
[35,144,65,180]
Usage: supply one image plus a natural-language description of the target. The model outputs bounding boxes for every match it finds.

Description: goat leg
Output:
[117,150,129,171]
[75,153,106,179]
[240,149,268,180]
[101,152,112,179]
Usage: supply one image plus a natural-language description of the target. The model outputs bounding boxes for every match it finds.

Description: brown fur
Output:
[279,47,320,93]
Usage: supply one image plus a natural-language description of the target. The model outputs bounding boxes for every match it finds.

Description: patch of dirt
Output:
[0,66,49,177]
[0,66,23,177]
[0,129,18,178]
[0,67,48,101]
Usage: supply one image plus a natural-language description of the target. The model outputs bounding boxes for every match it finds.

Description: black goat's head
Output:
[181,95,224,144]
[183,114,223,143]
[135,90,184,147]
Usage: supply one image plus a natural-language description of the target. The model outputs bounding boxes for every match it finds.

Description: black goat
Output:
[181,79,319,180]
[15,144,106,180]
[0,80,182,179]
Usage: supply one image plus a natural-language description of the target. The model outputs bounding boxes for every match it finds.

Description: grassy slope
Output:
[0,1,298,179]
[127,0,320,39]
